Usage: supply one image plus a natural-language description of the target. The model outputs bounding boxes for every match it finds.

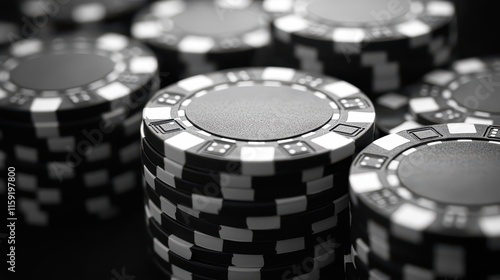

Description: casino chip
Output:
[141,67,374,278]
[263,0,458,94]
[0,33,159,226]
[131,0,272,83]
[374,90,423,135]
[409,57,500,126]
[142,67,375,176]
[0,33,158,125]
[348,123,500,279]
[20,0,147,24]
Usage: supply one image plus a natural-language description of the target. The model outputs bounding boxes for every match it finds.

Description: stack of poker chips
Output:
[347,123,500,280]
[19,0,148,35]
[141,67,376,279]
[0,33,159,226]
[263,0,458,95]
[374,56,500,136]
[131,0,272,84]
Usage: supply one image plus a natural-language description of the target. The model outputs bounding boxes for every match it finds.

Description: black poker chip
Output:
[141,135,353,190]
[409,56,500,126]
[142,67,375,176]
[145,183,350,241]
[348,124,500,279]
[131,0,272,82]
[0,33,159,125]
[374,90,423,136]
[263,0,458,94]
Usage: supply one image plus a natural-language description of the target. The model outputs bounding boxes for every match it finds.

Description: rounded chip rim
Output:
[142,67,375,176]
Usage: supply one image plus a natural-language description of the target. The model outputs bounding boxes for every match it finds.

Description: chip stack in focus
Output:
[348,123,500,279]
[263,0,458,95]
[374,56,500,136]
[141,67,376,279]
[0,33,160,226]
[131,0,272,84]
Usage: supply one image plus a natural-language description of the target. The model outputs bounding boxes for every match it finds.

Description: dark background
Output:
[2,0,500,279]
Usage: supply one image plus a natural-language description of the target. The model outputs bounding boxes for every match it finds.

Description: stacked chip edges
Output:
[141,67,376,279]
[263,0,458,95]
[374,56,500,136]
[0,33,160,226]
[348,123,500,280]
[131,0,272,84]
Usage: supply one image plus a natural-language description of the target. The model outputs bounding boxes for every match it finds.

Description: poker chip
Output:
[142,149,350,201]
[21,0,147,24]
[0,33,159,227]
[142,67,375,176]
[146,186,350,240]
[131,0,272,82]
[0,115,141,163]
[349,218,500,279]
[349,241,500,280]
[146,206,339,269]
[374,90,422,135]
[149,235,337,280]
[348,123,500,279]
[263,0,458,94]
[145,169,344,217]
[409,57,500,126]
[141,67,372,278]
[141,134,353,190]
[151,246,343,280]
[0,33,158,124]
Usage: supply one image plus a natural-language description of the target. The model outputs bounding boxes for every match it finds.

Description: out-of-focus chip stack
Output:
[140,67,376,279]
[347,123,500,280]
[374,56,500,136]
[0,33,159,226]
[131,0,272,84]
[19,0,148,35]
[263,0,458,95]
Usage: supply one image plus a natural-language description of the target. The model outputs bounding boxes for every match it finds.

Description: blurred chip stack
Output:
[263,0,458,95]
[374,56,500,136]
[131,0,272,84]
[347,123,500,279]
[141,67,376,279]
[19,0,148,35]
[0,33,159,226]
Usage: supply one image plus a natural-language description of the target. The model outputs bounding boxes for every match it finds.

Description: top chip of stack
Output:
[0,33,158,129]
[131,0,272,81]
[142,67,375,176]
[263,0,457,94]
